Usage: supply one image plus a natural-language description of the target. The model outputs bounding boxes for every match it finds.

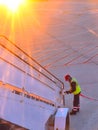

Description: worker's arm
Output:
[66,81,76,94]
[70,81,76,93]
[60,82,76,94]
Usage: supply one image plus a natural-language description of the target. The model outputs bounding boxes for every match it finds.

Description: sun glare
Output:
[0,0,26,12]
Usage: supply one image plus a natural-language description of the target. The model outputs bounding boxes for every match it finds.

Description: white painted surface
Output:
[0,42,64,130]
[54,108,69,130]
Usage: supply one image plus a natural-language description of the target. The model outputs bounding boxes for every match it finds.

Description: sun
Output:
[0,0,26,12]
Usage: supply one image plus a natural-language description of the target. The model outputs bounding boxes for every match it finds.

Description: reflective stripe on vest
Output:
[71,78,81,95]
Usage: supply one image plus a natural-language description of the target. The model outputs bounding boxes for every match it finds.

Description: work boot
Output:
[70,110,76,115]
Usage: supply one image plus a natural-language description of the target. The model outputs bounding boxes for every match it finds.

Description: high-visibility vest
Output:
[70,78,81,95]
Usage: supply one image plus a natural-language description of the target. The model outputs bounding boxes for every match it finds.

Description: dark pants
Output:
[73,93,80,111]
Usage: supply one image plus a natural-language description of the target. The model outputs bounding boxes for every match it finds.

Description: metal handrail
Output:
[0,35,65,106]
[0,35,64,86]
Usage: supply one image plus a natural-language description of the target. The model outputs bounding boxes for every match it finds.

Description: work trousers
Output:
[73,93,80,111]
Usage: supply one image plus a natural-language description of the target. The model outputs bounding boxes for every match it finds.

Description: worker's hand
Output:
[59,90,66,95]
[59,91,62,94]
[65,91,70,94]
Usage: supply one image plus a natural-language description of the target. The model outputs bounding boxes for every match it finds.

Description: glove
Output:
[65,91,70,94]
[59,90,66,95]
[59,91,62,94]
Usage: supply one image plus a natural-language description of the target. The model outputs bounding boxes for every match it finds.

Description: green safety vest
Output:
[70,78,81,95]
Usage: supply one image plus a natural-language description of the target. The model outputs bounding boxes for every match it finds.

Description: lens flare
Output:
[0,0,26,12]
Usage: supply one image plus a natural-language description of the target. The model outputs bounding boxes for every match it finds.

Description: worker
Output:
[64,74,81,115]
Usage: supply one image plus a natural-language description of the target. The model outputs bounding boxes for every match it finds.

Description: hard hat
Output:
[65,74,71,81]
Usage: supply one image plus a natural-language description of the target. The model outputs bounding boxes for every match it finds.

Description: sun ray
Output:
[0,0,26,13]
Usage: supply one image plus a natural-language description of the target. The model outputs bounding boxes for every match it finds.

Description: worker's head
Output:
[65,74,71,81]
